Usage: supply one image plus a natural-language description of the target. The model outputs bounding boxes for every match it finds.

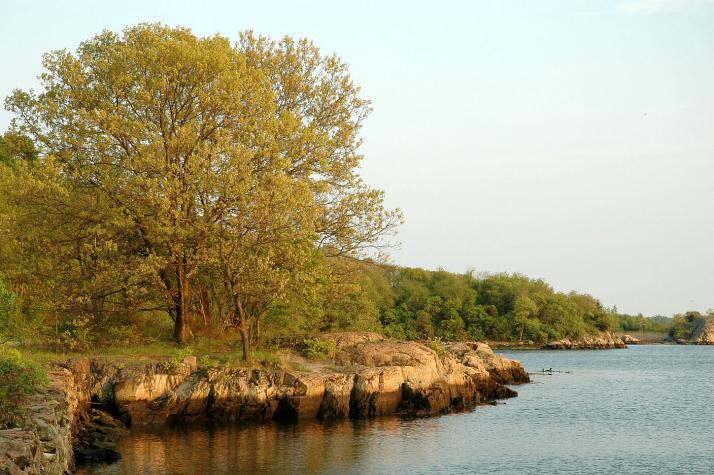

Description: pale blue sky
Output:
[2,0,713,316]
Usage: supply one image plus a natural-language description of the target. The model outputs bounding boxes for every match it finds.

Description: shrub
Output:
[427,337,445,357]
[0,348,48,428]
[303,338,337,360]
[669,315,692,340]
[198,355,222,368]
[161,346,195,372]
[56,315,95,352]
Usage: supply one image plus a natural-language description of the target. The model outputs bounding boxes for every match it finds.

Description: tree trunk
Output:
[198,288,209,326]
[252,315,261,347]
[234,296,252,363]
[239,325,251,363]
[173,259,192,343]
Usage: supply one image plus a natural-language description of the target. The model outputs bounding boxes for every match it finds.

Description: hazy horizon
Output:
[2,0,712,317]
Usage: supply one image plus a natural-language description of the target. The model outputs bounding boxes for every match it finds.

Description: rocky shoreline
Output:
[1,333,529,473]
[1,330,658,473]
[490,332,632,350]
[544,332,627,350]
[74,333,530,425]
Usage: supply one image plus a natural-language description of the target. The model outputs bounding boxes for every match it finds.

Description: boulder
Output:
[619,334,641,345]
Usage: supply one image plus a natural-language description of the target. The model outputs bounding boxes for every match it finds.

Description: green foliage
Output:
[100,325,154,348]
[617,313,670,333]
[253,350,283,369]
[0,131,37,169]
[0,274,18,339]
[303,338,337,360]
[56,316,96,352]
[666,311,711,340]
[0,348,48,428]
[340,266,623,343]
[159,346,195,372]
[261,257,385,340]
[427,338,445,357]
[1,23,400,356]
[198,355,223,368]
[668,315,692,340]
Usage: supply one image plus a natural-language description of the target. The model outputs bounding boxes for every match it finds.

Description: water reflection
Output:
[79,416,437,475]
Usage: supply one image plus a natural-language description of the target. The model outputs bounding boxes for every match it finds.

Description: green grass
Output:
[16,334,302,372]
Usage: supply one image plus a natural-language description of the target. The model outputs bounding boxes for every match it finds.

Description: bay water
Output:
[78,345,714,474]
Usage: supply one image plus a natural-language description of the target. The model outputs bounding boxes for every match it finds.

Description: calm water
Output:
[78,345,714,474]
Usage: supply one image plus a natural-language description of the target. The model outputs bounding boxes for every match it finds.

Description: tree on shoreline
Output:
[4,24,401,350]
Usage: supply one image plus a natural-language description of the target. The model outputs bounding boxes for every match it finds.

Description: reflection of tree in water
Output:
[108,418,411,474]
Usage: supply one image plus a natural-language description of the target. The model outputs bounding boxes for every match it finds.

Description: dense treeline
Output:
[255,262,623,344]
[264,263,683,344]
[616,313,670,334]
[334,264,620,343]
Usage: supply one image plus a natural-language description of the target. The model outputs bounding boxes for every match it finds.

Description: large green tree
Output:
[5,24,400,346]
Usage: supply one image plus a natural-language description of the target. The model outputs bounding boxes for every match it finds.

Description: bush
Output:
[427,337,445,357]
[159,346,195,372]
[303,338,337,360]
[0,348,48,428]
[56,315,95,352]
[668,315,692,340]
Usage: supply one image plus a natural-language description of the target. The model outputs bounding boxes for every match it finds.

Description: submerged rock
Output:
[73,409,126,464]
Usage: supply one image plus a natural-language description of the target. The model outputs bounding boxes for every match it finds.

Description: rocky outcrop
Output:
[689,317,714,345]
[2,335,529,473]
[619,334,641,345]
[62,334,528,425]
[545,332,627,350]
[0,368,80,474]
[445,341,531,385]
